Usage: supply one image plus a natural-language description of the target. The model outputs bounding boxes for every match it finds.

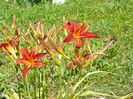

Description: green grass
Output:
[0,0,133,98]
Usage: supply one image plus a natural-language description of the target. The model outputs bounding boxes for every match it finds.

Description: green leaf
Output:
[79,90,120,99]
[72,71,108,92]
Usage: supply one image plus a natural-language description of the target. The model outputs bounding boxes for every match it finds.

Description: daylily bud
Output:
[38,37,54,56]
[89,38,114,61]
[11,15,16,29]
[2,24,10,34]
[47,34,63,54]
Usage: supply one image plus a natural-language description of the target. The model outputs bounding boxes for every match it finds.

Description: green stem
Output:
[23,79,27,98]
[13,64,21,98]
[39,69,41,99]
[42,67,44,98]
[34,68,36,98]
[59,65,62,87]
[60,52,71,60]
[17,80,21,99]
[42,66,47,98]
[26,76,30,98]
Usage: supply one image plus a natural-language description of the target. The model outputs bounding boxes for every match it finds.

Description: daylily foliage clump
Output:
[0,16,115,98]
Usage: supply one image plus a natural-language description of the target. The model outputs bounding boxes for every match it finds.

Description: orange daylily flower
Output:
[63,21,99,48]
[16,46,46,78]
[0,42,17,59]
[0,35,20,59]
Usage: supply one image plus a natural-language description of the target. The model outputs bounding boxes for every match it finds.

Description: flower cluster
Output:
[0,16,114,78]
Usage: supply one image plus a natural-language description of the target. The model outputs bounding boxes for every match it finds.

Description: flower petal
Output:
[64,21,78,33]
[16,58,27,64]
[71,21,79,31]
[80,23,88,33]
[75,39,82,48]
[23,66,31,78]
[73,59,79,65]
[63,34,74,42]
[64,24,73,33]
[30,49,36,57]
[83,54,91,59]
[30,45,41,56]
[80,32,99,39]
[68,63,74,69]
[33,53,46,59]
[34,61,44,66]
[21,48,30,60]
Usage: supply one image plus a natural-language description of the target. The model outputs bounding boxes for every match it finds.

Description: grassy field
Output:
[0,0,133,98]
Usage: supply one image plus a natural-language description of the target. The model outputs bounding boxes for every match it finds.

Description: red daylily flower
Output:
[63,21,99,48]
[16,46,46,78]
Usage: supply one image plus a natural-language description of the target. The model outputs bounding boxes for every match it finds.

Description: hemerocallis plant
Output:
[0,16,122,99]
[16,45,46,78]
[0,16,114,78]
[63,21,99,48]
